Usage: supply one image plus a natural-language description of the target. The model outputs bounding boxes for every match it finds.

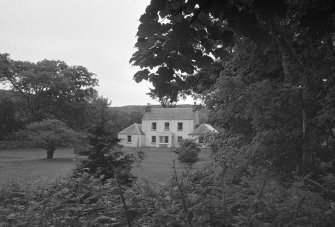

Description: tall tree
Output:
[132,0,335,173]
[0,54,98,125]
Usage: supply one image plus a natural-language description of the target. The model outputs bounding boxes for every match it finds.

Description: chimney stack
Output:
[145,103,151,112]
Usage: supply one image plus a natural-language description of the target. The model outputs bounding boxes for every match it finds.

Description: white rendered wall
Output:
[142,119,195,147]
[118,134,145,147]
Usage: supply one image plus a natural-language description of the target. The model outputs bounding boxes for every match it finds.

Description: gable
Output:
[118,123,144,135]
[189,123,217,135]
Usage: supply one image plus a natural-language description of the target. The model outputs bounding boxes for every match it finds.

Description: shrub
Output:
[174,139,201,166]
[0,174,135,226]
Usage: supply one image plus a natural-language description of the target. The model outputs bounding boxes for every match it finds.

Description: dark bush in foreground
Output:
[1,170,334,226]
[0,174,135,226]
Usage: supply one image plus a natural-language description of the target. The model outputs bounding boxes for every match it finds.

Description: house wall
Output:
[118,134,145,147]
[142,119,196,147]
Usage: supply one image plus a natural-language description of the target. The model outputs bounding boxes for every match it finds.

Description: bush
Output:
[0,174,136,226]
[174,139,201,166]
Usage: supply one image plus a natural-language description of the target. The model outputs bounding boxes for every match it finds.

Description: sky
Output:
[0,0,193,107]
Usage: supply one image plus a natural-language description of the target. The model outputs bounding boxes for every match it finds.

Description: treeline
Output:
[0,54,143,143]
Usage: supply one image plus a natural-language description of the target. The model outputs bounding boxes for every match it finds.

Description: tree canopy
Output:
[132,0,335,174]
[0,53,98,125]
[131,0,335,103]
[19,119,84,159]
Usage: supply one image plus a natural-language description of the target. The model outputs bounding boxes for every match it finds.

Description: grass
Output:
[0,147,77,188]
[0,146,212,188]
[124,147,211,184]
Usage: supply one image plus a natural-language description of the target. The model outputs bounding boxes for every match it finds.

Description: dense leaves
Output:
[0,53,98,126]
[174,139,201,166]
[130,1,335,226]
[132,0,335,174]
[76,98,135,185]
[0,175,134,226]
[1,166,334,226]
[19,119,84,159]
[0,90,27,139]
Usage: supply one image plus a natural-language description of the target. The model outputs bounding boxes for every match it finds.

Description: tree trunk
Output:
[46,146,55,159]
[115,172,132,227]
[267,19,313,174]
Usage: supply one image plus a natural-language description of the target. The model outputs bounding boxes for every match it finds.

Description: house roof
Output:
[189,123,217,136]
[142,108,196,120]
[118,123,144,135]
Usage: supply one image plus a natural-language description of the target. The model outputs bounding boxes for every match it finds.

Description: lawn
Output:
[0,147,212,188]
[125,147,211,184]
[0,148,77,188]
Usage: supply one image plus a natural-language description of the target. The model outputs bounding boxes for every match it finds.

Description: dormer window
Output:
[164,122,169,131]
[151,122,156,131]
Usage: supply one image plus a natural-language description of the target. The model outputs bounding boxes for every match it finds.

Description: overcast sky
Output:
[0,0,193,106]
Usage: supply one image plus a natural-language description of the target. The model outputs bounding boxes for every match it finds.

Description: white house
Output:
[118,105,201,148]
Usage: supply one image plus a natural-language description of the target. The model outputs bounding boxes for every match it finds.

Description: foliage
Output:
[131,0,335,102]
[128,2,335,225]
[132,0,335,175]
[76,100,135,185]
[125,158,335,227]
[0,53,98,126]
[107,109,144,137]
[174,139,201,167]
[0,174,136,226]
[19,119,84,159]
[0,90,27,140]
[1,165,334,227]
[134,148,146,167]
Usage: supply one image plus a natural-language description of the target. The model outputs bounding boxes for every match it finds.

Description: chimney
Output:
[145,103,151,112]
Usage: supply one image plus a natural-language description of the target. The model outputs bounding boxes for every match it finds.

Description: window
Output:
[199,136,204,144]
[127,135,131,143]
[159,136,169,144]
[151,122,156,131]
[178,122,183,131]
[177,136,183,143]
[151,136,156,143]
[164,122,169,131]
